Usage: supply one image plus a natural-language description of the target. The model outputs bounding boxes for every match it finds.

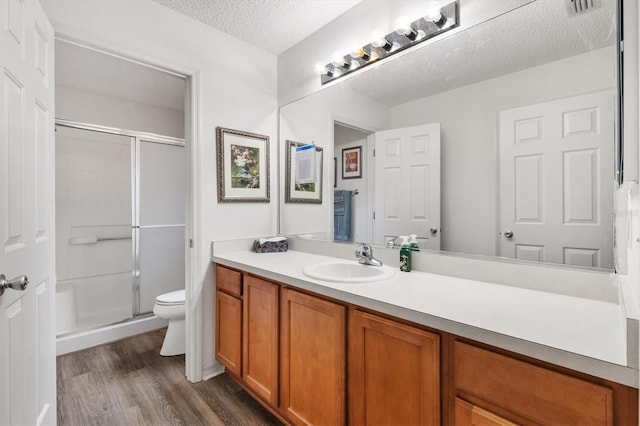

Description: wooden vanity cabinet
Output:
[215,265,638,426]
[279,288,346,425]
[242,274,279,406]
[215,265,242,378]
[348,310,440,426]
[450,340,637,426]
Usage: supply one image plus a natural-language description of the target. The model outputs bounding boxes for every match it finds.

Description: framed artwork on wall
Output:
[342,146,362,179]
[216,126,270,203]
[285,139,323,204]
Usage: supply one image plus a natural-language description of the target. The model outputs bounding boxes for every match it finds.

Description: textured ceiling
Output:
[344,0,616,106]
[151,0,362,55]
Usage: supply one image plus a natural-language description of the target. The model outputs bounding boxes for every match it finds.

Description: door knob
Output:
[503,230,514,239]
[429,227,438,235]
[0,274,29,296]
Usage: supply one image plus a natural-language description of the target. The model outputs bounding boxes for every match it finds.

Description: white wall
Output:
[279,84,389,237]
[56,84,185,138]
[389,46,616,256]
[278,0,532,106]
[40,0,278,380]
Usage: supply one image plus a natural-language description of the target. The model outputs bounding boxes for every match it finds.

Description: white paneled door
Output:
[499,91,614,268]
[0,1,55,425]
[373,123,441,250]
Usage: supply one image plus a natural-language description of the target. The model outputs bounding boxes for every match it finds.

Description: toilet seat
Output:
[155,289,185,306]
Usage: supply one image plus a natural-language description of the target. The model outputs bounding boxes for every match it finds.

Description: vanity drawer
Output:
[453,341,613,425]
[216,265,242,296]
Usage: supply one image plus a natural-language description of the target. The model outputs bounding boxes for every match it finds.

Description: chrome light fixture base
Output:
[319,1,458,85]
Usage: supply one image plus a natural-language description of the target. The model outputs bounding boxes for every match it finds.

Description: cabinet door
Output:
[280,289,346,425]
[243,275,279,405]
[454,341,613,425]
[349,310,440,425]
[454,398,518,426]
[215,290,242,377]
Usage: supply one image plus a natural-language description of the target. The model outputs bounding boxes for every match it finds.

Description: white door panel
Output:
[0,1,55,425]
[373,123,441,250]
[499,91,614,268]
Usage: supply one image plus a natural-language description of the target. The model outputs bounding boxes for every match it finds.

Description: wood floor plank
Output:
[57,329,282,426]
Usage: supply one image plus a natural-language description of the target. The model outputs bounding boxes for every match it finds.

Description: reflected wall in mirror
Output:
[279,0,618,270]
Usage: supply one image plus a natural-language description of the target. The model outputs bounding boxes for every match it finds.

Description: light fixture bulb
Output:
[350,47,371,61]
[394,16,418,41]
[371,31,392,51]
[314,61,328,75]
[331,51,347,68]
[424,1,445,26]
[394,16,411,35]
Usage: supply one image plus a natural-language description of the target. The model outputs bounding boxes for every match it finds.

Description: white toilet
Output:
[153,289,186,356]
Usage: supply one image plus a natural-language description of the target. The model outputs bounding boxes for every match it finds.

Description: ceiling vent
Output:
[566,0,600,16]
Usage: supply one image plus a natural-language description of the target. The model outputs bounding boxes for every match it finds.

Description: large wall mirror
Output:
[279,0,619,270]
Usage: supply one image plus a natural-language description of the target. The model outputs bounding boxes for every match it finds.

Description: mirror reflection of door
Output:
[499,91,614,268]
[373,123,441,250]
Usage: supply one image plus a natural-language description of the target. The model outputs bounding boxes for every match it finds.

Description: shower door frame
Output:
[55,119,186,319]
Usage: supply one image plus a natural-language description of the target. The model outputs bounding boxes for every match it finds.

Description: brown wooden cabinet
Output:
[279,288,346,425]
[348,310,440,426]
[215,265,638,426]
[243,274,279,406]
[454,398,517,426]
[451,340,633,426]
[215,290,242,377]
[215,265,243,378]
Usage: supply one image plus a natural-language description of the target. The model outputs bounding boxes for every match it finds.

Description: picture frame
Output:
[285,140,323,204]
[342,146,362,179]
[216,126,270,203]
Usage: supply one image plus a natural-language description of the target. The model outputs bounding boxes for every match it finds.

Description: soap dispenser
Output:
[400,236,411,272]
[409,234,420,251]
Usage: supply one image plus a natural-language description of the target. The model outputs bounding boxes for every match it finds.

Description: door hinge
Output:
[373,149,376,157]
[189,239,193,248]
[373,211,376,220]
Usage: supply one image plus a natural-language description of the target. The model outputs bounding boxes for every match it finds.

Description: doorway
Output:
[53,40,192,354]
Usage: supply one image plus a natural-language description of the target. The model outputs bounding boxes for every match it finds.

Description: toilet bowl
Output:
[153,289,185,356]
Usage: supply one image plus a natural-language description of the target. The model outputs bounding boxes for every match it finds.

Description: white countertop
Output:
[213,249,637,387]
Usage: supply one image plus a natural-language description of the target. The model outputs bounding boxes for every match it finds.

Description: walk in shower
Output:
[55,122,186,349]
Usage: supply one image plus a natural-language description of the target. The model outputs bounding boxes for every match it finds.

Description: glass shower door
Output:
[55,126,134,334]
[136,140,186,314]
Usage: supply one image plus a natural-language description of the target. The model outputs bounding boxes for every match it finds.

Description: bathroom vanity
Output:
[213,244,638,426]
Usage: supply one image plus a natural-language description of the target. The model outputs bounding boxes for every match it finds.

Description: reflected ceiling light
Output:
[315,0,458,85]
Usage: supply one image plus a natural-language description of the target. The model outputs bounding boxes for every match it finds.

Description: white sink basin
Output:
[303,261,396,283]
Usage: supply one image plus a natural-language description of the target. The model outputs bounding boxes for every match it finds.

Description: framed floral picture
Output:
[216,127,270,203]
[285,140,323,204]
[342,146,362,179]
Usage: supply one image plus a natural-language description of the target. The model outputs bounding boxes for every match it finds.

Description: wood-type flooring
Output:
[57,328,282,425]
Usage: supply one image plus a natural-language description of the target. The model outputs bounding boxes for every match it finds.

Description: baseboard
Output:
[202,360,225,381]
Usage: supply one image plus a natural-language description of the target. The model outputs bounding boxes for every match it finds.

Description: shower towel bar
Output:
[69,236,132,245]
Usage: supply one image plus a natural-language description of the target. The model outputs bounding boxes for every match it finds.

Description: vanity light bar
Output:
[317,1,458,85]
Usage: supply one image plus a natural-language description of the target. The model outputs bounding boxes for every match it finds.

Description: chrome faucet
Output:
[355,243,383,267]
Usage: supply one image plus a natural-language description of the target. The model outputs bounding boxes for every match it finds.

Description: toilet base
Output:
[160,318,185,356]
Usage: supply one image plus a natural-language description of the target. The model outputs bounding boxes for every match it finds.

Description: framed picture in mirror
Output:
[216,126,270,203]
[342,146,362,179]
[285,140,323,204]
